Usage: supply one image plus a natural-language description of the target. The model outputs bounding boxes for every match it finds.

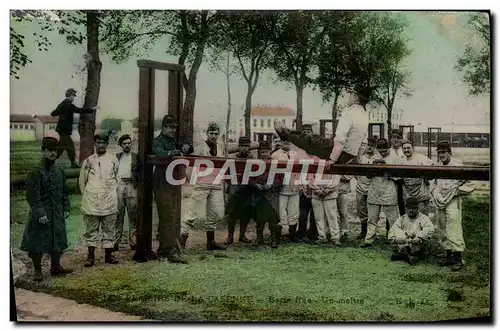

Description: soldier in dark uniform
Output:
[50,88,97,168]
[247,140,283,248]
[20,137,73,281]
[224,136,254,245]
[152,115,193,263]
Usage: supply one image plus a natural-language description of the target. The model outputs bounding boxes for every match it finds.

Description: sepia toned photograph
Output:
[9,9,491,322]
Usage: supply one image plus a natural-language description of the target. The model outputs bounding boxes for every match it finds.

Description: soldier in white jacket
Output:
[181,122,226,250]
[309,171,342,246]
[272,140,301,241]
[361,138,404,247]
[432,141,475,271]
[79,133,120,267]
[388,197,435,265]
[401,140,434,215]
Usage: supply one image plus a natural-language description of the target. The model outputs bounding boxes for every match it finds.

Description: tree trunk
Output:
[225,52,231,157]
[78,11,102,163]
[244,85,252,139]
[332,92,340,134]
[387,107,393,138]
[180,12,209,144]
[295,84,304,130]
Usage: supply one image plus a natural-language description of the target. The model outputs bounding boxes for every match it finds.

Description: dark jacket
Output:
[152,133,193,188]
[20,162,70,254]
[248,158,284,213]
[116,152,139,186]
[226,151,253,196]
[50,99,94,135]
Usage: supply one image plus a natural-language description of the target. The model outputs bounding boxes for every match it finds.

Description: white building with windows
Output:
[10,114,36,141]
[238,105,296,142]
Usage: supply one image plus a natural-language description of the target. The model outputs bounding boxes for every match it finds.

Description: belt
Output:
[121,178,133,182]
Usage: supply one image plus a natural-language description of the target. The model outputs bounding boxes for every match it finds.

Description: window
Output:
[282,119,286,125]
[13,124,18,129]
[260,119,264,127]
[267,119,271,128]
[24,124,29,129]
[253,132,257,142]
[30,124,34,130]
[253,119,257,127]
[10,124,12,129]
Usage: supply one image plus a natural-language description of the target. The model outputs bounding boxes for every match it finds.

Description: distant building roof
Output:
[250,105,295,117]
[10,114,35,123]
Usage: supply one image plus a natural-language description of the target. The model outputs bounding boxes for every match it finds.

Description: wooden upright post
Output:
[134,66,155,261]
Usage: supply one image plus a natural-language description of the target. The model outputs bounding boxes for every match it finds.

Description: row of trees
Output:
[11,11,490,161]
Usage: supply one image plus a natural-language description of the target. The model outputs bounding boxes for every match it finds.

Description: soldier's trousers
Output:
[364,204,400,244]
[115,180,138,246]
[356,192,368,233]
[279,193,300,227]
[226,193,251,235]
[298,194,317,238]
[436,196,465,252]
[83,214,117,248]
[337,192,349,235]
[154,185,181,254]
[311,197,340,241]
[56,134,76,163]
[182,187,224,235]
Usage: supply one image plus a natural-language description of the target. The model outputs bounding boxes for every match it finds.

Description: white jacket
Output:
[79,153,120,216]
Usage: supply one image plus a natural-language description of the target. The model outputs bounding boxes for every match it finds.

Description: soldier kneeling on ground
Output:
[388,197,435,266]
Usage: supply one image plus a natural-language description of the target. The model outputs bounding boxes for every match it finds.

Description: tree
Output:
[103,10,222,143]
[207,48,236,155]
[268,11,330,130]
[10,10,53,79]
[211,11,279,138]
[314,12,361,128]
[455,12,490,96]
[343,12,411,137]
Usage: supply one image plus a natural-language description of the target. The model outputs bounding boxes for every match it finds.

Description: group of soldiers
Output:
[20,87,476,282]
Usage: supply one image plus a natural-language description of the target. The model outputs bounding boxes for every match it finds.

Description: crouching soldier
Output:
[225,136,253,245]
[20,137,73,281]
[432,141,475,271]
[248,140,283,248]
[388,198,435,265]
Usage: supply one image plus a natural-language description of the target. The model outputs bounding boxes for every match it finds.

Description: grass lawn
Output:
[11,193,491,322]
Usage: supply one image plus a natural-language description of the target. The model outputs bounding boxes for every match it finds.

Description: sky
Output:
[10,11,490,129]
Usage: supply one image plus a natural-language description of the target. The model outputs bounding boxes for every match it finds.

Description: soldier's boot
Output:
[288,224,300,243]
[357,222,367,240]
[438,250,454,266]
[167,247,188,264]
[206,231,227,250]
[270,228,280,249]
[50,252,73,276]
[450,252,464,271]
[105,248,119,264]
[84,247,95,268]
[225,222,236,245]
[407,255,419,266]
[113,243,120,252]
[238,221,251,243]
[254,224,265,246]
[31,254,43,282]
[180,233,189,249]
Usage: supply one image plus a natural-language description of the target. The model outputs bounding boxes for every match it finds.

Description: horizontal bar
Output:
[137,59,185,72]
[147,155,490,181]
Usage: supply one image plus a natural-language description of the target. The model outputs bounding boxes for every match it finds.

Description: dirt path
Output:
[15,288,150,321]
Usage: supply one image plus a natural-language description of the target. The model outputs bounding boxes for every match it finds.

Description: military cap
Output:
[367,137,377,146]
[401,139,413,147]
[118,134,132,145]
[207,121,220,132]
[390,129,403,137]
[405,197,419,208]
[436,141,452,152]
[162,114,178,128]
[376,138,390,149]
[238,136,251,146]
[301,124,313,131]
[94,132,110,143]
[65,88,77,97]
[258,140,271,150]
[41,137,59,150]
